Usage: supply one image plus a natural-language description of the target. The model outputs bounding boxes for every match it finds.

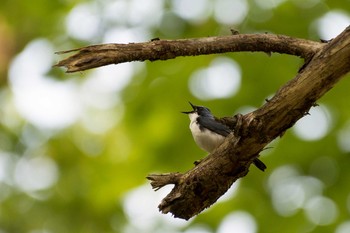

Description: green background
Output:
[0,0,350,232]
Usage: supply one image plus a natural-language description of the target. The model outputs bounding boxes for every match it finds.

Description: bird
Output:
[182,102,266,171]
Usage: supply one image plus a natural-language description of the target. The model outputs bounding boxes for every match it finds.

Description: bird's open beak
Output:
[181,102,196,114]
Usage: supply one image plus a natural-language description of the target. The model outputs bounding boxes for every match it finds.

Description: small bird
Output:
[182,102,266,171]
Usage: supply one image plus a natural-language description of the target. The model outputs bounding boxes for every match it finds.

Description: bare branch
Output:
[146,26,350,220]
[55,33,323,73]
[55,25,350,219]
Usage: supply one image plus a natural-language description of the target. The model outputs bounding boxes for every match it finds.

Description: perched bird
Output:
[182,102,266,171]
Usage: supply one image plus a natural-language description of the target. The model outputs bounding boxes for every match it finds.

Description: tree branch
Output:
[55,27,350,220]
[55,33,322,73]
[145,26,350,220]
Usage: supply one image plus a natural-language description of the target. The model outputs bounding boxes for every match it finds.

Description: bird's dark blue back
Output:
[197,116,232,137]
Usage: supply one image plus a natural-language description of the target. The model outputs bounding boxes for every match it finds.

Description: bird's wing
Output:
[197,117,232,137]
[215,117,237,131]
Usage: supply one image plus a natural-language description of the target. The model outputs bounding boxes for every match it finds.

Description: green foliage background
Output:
[0,0,350,232]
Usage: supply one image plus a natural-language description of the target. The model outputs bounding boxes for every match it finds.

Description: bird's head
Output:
[182,102,213,118]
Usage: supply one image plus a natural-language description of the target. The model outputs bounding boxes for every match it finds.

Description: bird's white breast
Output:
[188,113,225,153]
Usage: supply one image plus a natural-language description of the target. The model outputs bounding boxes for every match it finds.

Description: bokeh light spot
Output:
[9,39,81,129]
[217,211,257,233]
[66,2,101,41]
[14,156,58,193]
[293,105,331,141]
[0,152,15,184]
[123,184,190,232]
[189,57,241,100]
[316,11,350,40]
[13,80,81,129]
[214,0,248,25]
[336,120,350,153]
[103,26,149,43]
[304,196,338,225]
[128,0,164,27]
[172,0,211,24]
[268,165,324,216]
[336,221,350,233]
[184,225,212,233]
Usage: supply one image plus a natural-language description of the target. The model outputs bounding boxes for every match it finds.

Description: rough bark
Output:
[147,26,350,220]
[55,27,350,220]
[55,33,322,73]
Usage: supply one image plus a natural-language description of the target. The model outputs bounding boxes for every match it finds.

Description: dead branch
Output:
[146,26,350,220]
[55,33,322,73]
[54,26,350,219]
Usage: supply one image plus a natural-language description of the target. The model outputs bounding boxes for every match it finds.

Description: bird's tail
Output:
[253,158,267,171]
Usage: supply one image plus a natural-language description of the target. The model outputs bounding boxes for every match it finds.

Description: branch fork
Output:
[146,27,350,220]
